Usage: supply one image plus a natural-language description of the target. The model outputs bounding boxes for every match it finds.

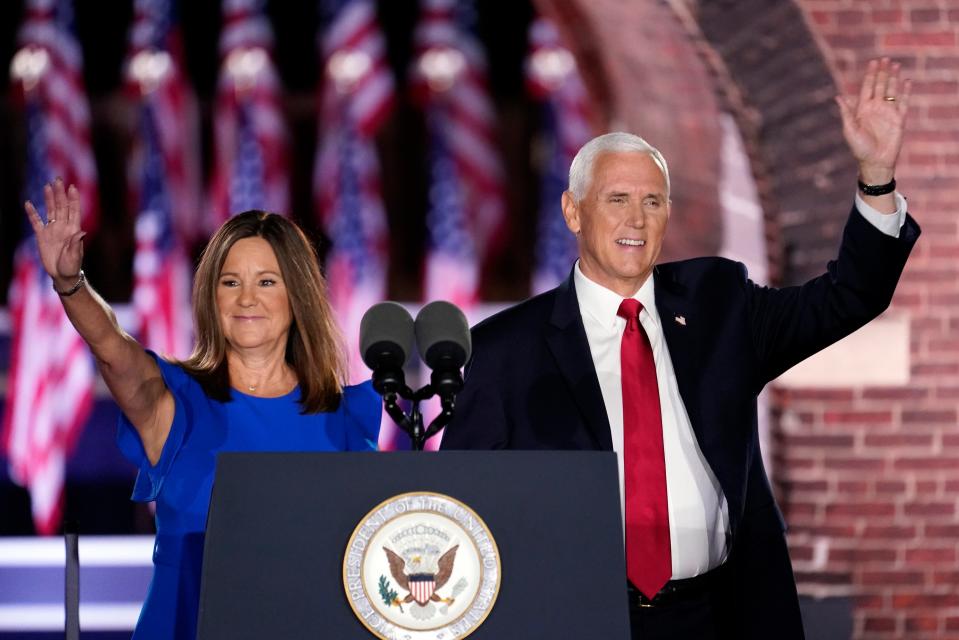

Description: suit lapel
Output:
[545,274,614,451]
[654,267,705,447]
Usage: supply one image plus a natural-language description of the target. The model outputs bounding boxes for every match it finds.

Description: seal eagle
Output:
[384,545,459,606]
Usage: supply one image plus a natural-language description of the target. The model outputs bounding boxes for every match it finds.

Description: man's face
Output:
[562,152,670,297]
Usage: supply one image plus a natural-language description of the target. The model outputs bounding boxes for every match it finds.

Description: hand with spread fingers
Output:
[24,178,86,292]
[836,57,911,185]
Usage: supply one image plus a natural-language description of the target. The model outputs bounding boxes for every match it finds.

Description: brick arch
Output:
[536,0,727,263]
[691,0,859,286]
[538,0,854,286]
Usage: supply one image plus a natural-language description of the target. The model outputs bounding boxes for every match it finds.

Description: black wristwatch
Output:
[858,177,896,196]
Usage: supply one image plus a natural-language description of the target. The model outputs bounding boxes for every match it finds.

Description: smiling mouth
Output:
[616,239,646,247]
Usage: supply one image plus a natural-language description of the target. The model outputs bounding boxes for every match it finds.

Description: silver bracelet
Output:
[54,270,86,297]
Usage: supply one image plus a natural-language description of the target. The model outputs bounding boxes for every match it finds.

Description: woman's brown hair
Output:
[179,211,346,412]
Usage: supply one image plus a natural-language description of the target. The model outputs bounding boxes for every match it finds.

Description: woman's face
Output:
[216,237,292,354]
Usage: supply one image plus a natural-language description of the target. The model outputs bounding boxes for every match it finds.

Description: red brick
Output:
[917,479,939,494]
[903,409,957,424]
[927,105,959,119]
[913,363,959,376]
[926,57,959,72]
[791,545,814,561]
[786,434,855,447]
[912,80,959,95]
[789,524,859,538]
[903,502,955,517]
[861,570,925,586]
[862,387,929,401]
[910,8,943,24]
[894,458,959,472]
[780,456,817,470]
[943,434,959,448]
[808,10,832,26]
[862,525,917,539]
[782,479,829,493]
[830,547,897,563]
[927,525,959,538]
[905,547,957,564]
[793,570,851,585]
[826,502,895,518]
[927,338,959,350]
[836,9,866,26]
[949,616,959,631]
[784,502,818,518]
[823,457,887,472]
[825,33,876,50]
[871,9,903,24]
[932,570,959,587]
[837,480,869,494]
[863,615,897,632]
[905,615,940,632]
[936,387,959,400]
[854,594,884,610]
[884,31,956,47]
[864,433,934,447]
[782,388,855,401]
[895,592,959,608]
[823,410,893,425]
[875,480,908,494]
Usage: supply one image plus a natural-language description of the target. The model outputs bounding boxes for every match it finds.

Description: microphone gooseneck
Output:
[359,302,414,396]
[360,300,471,450]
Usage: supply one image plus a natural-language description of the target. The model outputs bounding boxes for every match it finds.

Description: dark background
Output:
[0,0,542,308]
[0,0,545,535]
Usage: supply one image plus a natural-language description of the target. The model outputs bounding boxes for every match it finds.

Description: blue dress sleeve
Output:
[115,351,193,502]
[341,380,381,451]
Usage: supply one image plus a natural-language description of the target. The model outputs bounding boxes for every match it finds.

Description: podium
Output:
[197,450,630,639]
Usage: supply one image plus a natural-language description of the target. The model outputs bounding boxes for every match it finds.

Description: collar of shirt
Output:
[573,260,661,332]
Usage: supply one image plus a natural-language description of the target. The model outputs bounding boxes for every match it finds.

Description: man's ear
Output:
[561,191,580,234]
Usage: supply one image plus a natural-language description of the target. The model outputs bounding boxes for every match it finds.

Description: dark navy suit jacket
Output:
[441,206,919,638]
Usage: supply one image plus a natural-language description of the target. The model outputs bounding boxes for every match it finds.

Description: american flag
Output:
[130,106,194,360]
[315,0,394,386]
[411,0,506,304]
[126,0,202,244]
[209,0,289,227]
[126,0,195,359]
[3,0,97,535]
[526,16,593,294]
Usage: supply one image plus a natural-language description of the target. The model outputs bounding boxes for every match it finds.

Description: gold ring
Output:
[883,96,896,101]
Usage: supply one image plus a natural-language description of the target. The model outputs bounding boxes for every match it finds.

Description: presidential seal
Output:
[343,492,500,640]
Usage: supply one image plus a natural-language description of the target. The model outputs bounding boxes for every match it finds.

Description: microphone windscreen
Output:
[414,301,472,369]
[359,302,414,369]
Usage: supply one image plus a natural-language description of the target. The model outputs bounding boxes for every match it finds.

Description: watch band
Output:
[858,178,896,197]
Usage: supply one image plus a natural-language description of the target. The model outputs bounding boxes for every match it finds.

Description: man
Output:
[440,59,919,639]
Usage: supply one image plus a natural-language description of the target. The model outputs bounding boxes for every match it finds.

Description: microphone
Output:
[359,302,414,395]
[414,301,471,400]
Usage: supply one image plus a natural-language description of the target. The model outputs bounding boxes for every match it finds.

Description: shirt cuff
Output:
[855,191,907,238]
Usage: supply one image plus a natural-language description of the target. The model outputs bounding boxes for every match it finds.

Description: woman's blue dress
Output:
[116,354,380,639]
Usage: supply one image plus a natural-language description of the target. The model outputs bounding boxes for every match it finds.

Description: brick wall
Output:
[782,2,959,638]
[551,1,959,638]
[538,0,725,261]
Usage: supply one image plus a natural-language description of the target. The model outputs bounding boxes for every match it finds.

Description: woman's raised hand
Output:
[24,178,86,287]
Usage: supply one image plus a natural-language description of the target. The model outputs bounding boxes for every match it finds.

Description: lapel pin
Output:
[674,315,686,326]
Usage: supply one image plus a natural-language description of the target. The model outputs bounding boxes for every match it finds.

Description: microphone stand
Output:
[375,372,459,451]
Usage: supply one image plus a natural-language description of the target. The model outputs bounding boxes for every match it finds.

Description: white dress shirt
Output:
[574,193,906,579]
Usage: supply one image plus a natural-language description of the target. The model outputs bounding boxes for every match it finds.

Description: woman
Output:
[26,180,381,639]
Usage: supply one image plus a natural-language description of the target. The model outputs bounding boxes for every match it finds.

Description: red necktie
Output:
[617,298,672,598]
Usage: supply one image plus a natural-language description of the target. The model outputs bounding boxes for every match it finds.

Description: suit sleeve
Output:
[747,206,919,386]
[440,337,511,450]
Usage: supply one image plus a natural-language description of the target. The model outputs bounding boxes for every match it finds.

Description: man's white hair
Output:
[567,131,670,201]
